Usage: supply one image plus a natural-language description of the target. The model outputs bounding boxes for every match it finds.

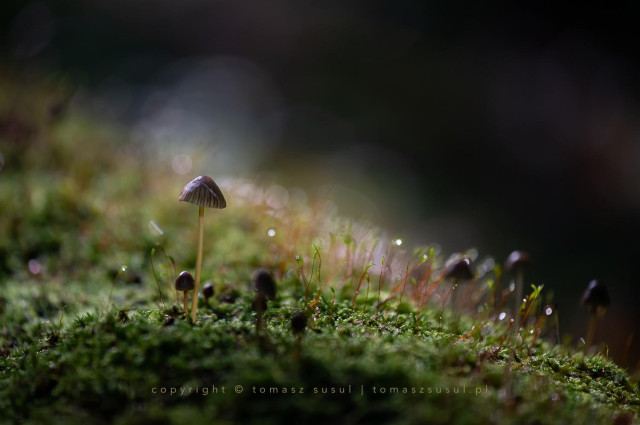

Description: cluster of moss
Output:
[1,298,638,424]
[0,79,639,424]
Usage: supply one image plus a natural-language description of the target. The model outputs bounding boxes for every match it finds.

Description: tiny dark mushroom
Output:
[175,271,195,314]
[253,269,277,300]
[179,175,226,322]
[505,250,532,315]
[291,310,308,356]
[444,258,474,282]
[202,282,214,305]
[117,310,129,323]
[441,257,474,330]
[252,292,268,338]
[581,279,610,349]
[291,311,308,335]
[444,257,473,308]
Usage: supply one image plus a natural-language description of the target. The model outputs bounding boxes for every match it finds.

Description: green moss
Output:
[0,80,638,424]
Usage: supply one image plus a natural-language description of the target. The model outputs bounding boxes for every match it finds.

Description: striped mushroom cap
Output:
[178,176,227,209]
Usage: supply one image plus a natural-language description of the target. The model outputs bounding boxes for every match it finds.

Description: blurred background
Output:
[1,0,639,364]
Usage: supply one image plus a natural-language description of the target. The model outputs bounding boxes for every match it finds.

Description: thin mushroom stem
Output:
[450,280,460,331]
[183,291,189,314]
[514,269,523,316]
[192,206,205,321]
[585,310,597,350]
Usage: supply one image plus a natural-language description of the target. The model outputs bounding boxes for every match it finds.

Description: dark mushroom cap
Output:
[202,282,214,299]
[444,258,473,281]
[175,271,195,291]
[581,280,610,313]
[291,311,307,334]
[505,250,532,273]
[178,175,226,209]
[253,269,277,300]
[252,293,268,313]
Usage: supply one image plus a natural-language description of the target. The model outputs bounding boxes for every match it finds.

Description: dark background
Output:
[2,1,639,365]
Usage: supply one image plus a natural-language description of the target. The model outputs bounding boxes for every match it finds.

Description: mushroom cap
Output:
[291,311,307,334]
[178,175,226,209]
[202,282,214,299]
[253,269,277,300]
[175,271,195,291]
[444,258,473,281]
[581,279,610,312]
[505,250,532,273]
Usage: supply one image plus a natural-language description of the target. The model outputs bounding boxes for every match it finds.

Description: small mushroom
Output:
[505,250,531,315]
[202,282,214,305]
[253,269,277,300]
[291,310,308,357]
[581,279,610,349]
[179,175,226,321]
[252,292,268,336]
[175,271,195,314]
[252,293,268,314]
[443,258,473,327]
[291,311,307,335]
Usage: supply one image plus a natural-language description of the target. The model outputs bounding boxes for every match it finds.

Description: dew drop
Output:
[509,283,515,292]
[498,312,506,321]
[394,239,402,246]
[267,228,276,237]
[545,307,553,316]
[28,259,41,275]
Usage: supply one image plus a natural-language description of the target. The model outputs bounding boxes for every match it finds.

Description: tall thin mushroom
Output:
[581,279,610,350]
[505,251,531,316]
[443,258,474,329]
[179,176,226,321]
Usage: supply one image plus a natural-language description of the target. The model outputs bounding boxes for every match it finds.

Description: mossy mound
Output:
[0,79,638,424]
